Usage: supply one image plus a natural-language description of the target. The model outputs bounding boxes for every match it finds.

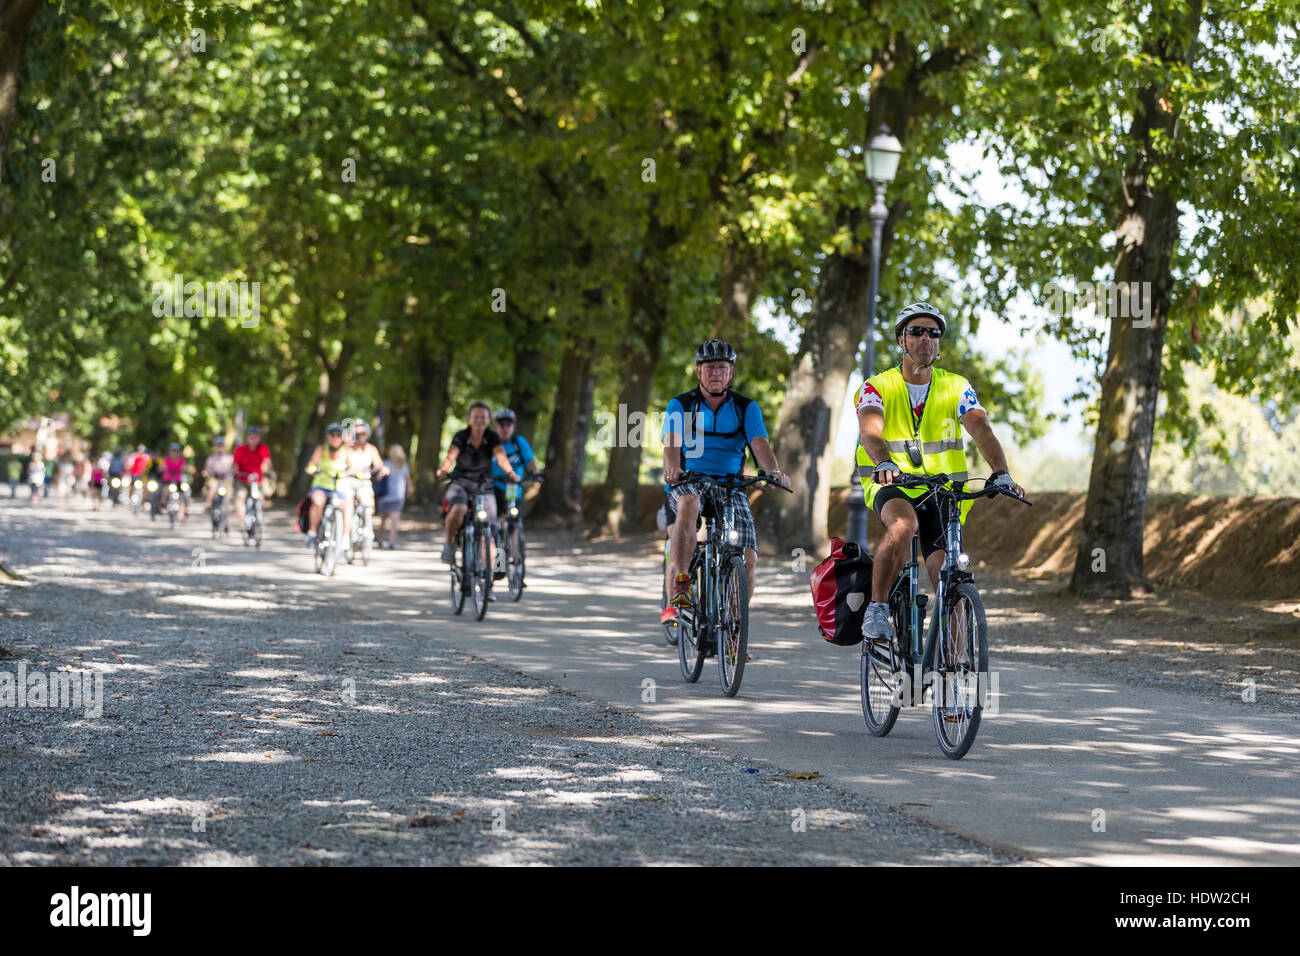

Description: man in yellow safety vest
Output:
[854,302,1027,641]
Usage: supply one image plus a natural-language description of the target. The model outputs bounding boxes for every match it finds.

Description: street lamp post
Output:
[847,126,903,551]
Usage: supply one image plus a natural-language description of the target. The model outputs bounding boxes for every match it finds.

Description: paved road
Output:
[6,500,1298,865]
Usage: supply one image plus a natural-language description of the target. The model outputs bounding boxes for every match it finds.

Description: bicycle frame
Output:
[885,482,987,706]
[683,475,752,638]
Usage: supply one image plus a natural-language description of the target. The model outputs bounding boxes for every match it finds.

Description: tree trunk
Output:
[288,342,355,500]
[507,334,547,444]
[384,398,414,460]
[0,0,43,185]
[414,346,452,506]
[766,213,871,556]
[1069,7,1202,598]
[601,209,675,535]
[717,238,760,341]
[534,336,594,520]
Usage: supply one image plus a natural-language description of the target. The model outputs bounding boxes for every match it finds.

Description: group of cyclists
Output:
[655,305,1023,648]
[80,431,274,533]
[60,301,1026,657]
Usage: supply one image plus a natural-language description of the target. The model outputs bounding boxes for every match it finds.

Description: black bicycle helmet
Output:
[894,302,947,338]
[694,338,737,365]
[494,408,516,422]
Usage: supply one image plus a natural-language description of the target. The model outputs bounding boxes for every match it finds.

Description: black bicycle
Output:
[237,473,264,549]
[209,480,230,538]
[496,474,539,601]
[669,471,790,697]
[860,473,1030,759]
[448,479,493,620]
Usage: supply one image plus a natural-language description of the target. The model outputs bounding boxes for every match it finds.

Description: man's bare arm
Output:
[961,409,1025,496]
[857,408,892,465]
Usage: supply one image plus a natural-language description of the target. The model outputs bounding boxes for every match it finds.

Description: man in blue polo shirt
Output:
[660,338,790,625]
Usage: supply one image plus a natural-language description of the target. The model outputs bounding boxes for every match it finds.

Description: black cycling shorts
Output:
[871,485,956,560]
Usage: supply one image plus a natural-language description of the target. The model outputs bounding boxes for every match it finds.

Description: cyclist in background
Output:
[341,419,388,546]
[304,423,350,546]
[490,408,542,519]
[435,401,523,565]
[232,425,273,531]
[202,437,234,512]
[160,443,190,521]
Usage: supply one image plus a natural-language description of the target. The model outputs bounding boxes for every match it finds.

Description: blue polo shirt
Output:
[492,435,535,492]
[662,391,767,478]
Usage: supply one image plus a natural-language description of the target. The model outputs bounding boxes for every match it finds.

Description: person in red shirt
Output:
[128,445,150,479]
[232,425,274,529]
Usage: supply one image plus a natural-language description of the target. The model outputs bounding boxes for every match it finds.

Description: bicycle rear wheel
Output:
[507,524,525,600]
[677,552,706,682]
[932,582,989,759]
[860,618,903,737]
[718,554,748,698]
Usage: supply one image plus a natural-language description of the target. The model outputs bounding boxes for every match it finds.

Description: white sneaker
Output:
[862,602,892,641]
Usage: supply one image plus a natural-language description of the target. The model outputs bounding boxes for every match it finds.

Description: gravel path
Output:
[0,500,1014,865]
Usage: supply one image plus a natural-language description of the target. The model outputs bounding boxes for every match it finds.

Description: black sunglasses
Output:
[904,327,943,339]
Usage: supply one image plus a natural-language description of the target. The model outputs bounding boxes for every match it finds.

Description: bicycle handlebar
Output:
[669,470,794,494]
[891,472,1031,506]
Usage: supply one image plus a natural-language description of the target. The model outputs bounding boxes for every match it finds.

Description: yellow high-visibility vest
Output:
[853,366,976,523]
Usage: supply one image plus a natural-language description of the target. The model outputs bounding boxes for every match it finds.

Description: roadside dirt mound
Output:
[580,484,1299,601]
[834,488,1299,601]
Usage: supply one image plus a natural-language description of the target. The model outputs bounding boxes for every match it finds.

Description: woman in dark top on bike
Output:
[435,401,522,565]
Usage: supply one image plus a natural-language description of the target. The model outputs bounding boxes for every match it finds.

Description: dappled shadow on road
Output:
[1,525,995,864]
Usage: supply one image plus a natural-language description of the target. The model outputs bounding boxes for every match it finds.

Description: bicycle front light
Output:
[956,552,971,570]
[181,482,190,494]
[476,509,488,520]
[727,529,741,545]
[509,507,518,517]
[147,480,157,492]
[218,486,227,496]
[111,477,121,487]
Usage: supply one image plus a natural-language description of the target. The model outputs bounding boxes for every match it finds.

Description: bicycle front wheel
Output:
[313,515,329,575]
[471,528,490,620]
[718,554,749,697]
[677,560,706,683]
[860,632,903,737]
[449,532,466,615]
[932,582,989,759]
[507,524,525,600]
[324,515,342,577]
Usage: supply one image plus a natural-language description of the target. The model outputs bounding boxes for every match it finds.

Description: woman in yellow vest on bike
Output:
[854,303,1026,641]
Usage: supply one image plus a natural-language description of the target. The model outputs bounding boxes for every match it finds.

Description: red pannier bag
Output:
[809,538,874,646]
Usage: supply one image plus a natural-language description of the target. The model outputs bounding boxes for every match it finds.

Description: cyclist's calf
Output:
[873,499,919,602]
